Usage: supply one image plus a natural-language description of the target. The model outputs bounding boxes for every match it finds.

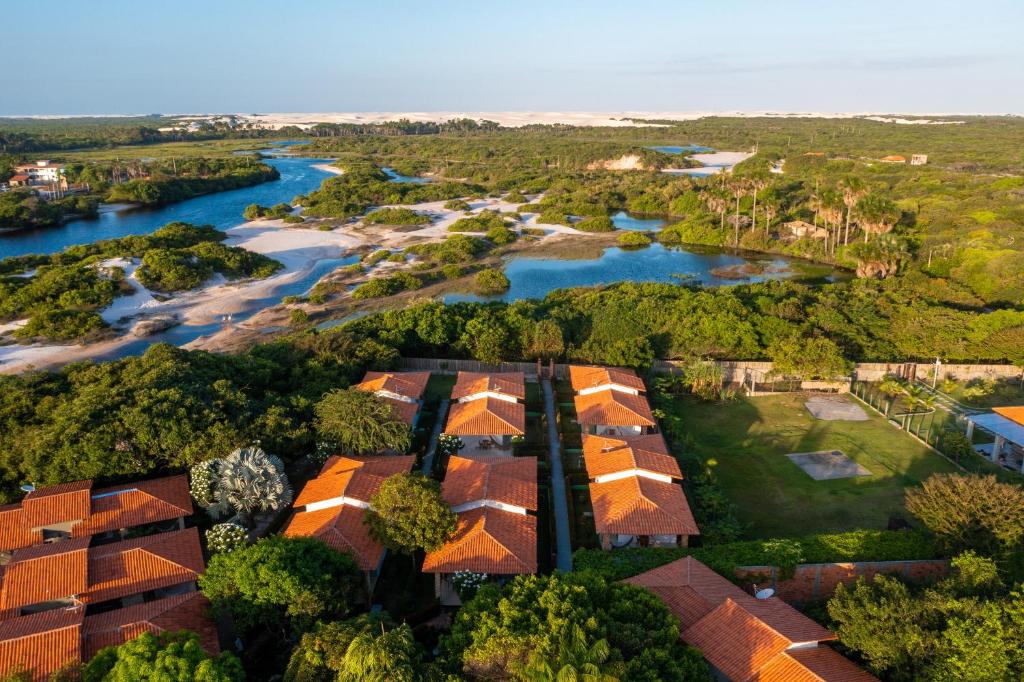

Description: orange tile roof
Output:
[82,592,219,659]
[0,608,83,681]
[0,539,91,616]
[574,390,655,427]
[83,528,205,606]
[22,481,92,528]
[763,646,879,681]
[569,365,646,393]
[583,435,681,480]
[422,507,536,575]
[625,557,833,645]
[993,406,1024,426]
[0,476,193,554]
[284,505,384,571]
[582,433,670,457]
[445,398,525,436]
[442,456,537,510]
[0,505,41,554]
[355,371,431,401]
[294,456,414,508]
[379,396,420,425]
[683,598,792,681]
[589,477,699,537]
[451,372,526,401]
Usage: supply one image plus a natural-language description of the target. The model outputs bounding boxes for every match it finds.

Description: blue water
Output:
[0,155,337,259]
[445,243,833,303]
[382,167,432,184]
[647,145,714,154]
[611,211,667,232]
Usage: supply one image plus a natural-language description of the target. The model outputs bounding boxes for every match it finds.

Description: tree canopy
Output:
[366,472,456,554]
[81,631,244,682]
[314,388,412,454]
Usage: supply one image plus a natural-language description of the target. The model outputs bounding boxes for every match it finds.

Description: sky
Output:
[1,0,1022,115]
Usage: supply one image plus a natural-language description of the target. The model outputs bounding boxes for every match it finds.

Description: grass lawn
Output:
[667,393,960,539]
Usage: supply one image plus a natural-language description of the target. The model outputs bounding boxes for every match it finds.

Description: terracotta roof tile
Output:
[0,539,91,615]
[569,365,646,393]
[769,646,880,681]
[445,398,525,436]
[294,456,414,508]
[355,371,430,401]
[422,507,536,575]
[589,477,699,536]
[639,585,715,629]
[682,598,792,682]
[82,592,219,659]
[583,436,682,480]
[993,406,1024,427]
[284,505,384,571]
[73,475,192,538]
[451,372,526,401]
[378,396,420,426]
[0,608,83,681]
[0,505,41,554]
[442,456,537,510]
[574,390,655,427]
[22,481,91,528]
[582,433,669,457]
[83,528,205,605]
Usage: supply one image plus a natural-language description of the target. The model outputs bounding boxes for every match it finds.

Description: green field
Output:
[667,393,960,538]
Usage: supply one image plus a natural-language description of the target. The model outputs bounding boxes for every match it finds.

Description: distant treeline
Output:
[305,117,502,137]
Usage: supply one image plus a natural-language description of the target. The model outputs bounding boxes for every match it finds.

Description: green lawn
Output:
[667,393,960,539]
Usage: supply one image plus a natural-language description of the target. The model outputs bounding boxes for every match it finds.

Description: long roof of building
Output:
[294,455,414,508]
[442,456,538,510]
[589,477,698,537]
[0,608,82,682]
[284,504,384,571]
[582,434,681,480]
[0,476,192,554]
[993,406,1024,427]
[451,372,526,401]
[569,365,646,393]
[574,389,655,427]
[421,507,536,575]
[445,397,525,436]
[82,591,219,659]
[625,557,875,682]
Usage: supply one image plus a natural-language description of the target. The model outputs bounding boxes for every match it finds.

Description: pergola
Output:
[966,411,1024,473]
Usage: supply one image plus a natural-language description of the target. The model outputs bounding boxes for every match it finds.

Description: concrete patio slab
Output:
[787,450,872,480]
[805,395,869,421]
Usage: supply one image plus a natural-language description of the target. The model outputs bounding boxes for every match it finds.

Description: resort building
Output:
[574,388,656,436]
[13,161,67,186]
[626,556,878,681]
[422,455,537,605]
[354,370,431,428]
[910,154,928,165]
[966,406,1024,472]
[445,372,526,455]
[569,365,646,396]
[0,592,218,681]
[283,455,415,591]
[584,433,699,549]
[0,475,193,556]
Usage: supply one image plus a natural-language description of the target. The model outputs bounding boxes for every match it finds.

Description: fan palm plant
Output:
[209,446,293,522]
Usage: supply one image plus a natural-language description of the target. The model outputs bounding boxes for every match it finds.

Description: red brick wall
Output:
[734,559,949,602]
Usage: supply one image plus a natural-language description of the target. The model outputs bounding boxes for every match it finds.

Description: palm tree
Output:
[762,200,779,236]
[747,175,770,233]
[521,625,618,682]
[856,193,900,242]
[209,446,293,523]
[848,234,909,279]
[703,192,727,232]
[839,177,867,245]
[729,180,747,247]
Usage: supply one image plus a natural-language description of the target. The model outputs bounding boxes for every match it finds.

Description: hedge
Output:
[573,529,941,582]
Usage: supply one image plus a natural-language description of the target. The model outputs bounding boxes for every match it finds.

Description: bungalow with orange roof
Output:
[965,406,1024,472]
[0,475,193,557]
[422,455,537,605]
[445,372,526,455]
[584,433,698,549]
[569,365,646,396]
[626,556,878,682]
[0,592,219,681]
[354,371,431,428]
[574,388,656,437]
[0,527,205,621]
[283,455,414,591]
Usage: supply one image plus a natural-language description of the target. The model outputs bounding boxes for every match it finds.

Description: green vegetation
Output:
[439,572,710,681]
[444,198,471,211]
[404,234,488,264]
[447,210,510,233]
[105,156,279,205]
[475,268,510,295]
[485,224,516,244]
[82,631,244,682]
[244,202,294,220]
[0,222,280,340]
[0,190,99,229]
[314,388,412,454]
[574,215,615,232]
[658,393,959,537]
[351,271,422,299]
[366,472,456,554]
[363,207,431,225]
[617,231,652,247]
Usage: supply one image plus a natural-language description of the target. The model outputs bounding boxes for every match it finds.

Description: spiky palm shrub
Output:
[209,446,293,522]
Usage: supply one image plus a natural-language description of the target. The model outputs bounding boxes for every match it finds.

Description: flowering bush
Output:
[311,441,338,466]
[206,522,248,554]
[437,434,464,458]
[189,460,217,507]
[451,571,488,600]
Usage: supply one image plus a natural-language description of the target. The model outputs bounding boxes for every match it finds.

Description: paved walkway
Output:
[542,379,573,573]
[914,380,984,417]
[421,399,450,476]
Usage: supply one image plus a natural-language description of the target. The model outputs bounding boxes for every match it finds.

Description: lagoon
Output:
[610,211,667,232]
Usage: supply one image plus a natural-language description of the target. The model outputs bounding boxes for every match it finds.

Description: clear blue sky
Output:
[2,0,1021,115]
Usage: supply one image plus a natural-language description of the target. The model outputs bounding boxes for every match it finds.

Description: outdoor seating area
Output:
[966,406,1024,473]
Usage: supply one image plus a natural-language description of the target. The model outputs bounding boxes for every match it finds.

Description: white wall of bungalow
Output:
[577,383,640,397]
[451,499,529,515]
[457,390,520,404]
[592,469,673,484]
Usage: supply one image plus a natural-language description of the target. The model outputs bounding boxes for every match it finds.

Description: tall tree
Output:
[839,176,867,245]
[366,472,456,555]
[315,388,412,455]
[81,631,244,682]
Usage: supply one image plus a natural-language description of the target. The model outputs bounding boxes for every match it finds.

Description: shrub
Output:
[189,460,217,508]
[444,199,471,211]
[504,191,528,203]
[448,211,508,233]
[290,309,309,326]
[520,227,545,236]
[618,231,652,247]
[386,252,406,263]
[537,209,570,226]
[351,272,421,299]
[362,249,390,265]
[283,214,305,224]
[575,216,615,232]
[475,268,510,295]
[441,264,463,280]
[485,225,517,245]
[363,207,431,225]
[207,446,293,522]
[451,571,488,600]
[207,522,249,554]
